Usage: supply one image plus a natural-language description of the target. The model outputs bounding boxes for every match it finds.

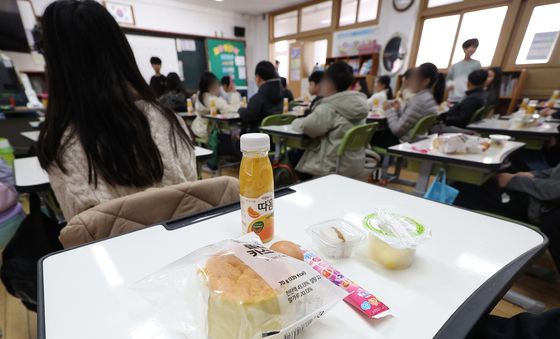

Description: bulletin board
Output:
[206,38,247,89]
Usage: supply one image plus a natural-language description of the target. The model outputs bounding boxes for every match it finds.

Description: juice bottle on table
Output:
[186,98,193,114]
[239,133,274,243]
[520,97,530,112]
[210,99,217,116]
[283,97,289,113]
[242,96,247,108]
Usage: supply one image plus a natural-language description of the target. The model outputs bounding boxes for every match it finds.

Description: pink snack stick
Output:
[302,249,390,319]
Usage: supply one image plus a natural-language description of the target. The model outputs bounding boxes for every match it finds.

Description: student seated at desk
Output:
[291,61,368,179]
[352,78,370,97]
[192,72,241,139]
[219,75,242,103]
[484,67,502,108]
[239,61,283,132]
[158,72,187,112]
[440,69,488,128]
[367,75,393,111]
[540,107,560,119]
[396,69,415,106]
[304,70,324,117]
[373,63,444,148]
[37,0,197,221]
[280,77,294,102]
[454,165,560,272]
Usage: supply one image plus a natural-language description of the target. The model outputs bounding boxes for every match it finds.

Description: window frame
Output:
[336,0,381,29]
[410,0,514,70]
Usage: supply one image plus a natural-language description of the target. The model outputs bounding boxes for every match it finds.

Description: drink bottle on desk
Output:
[283,97,289,113]
[239,133,274,243]
[210,99,217,116]
[242,96,247,108]
[0,138,14,167]
[186,98,193,114]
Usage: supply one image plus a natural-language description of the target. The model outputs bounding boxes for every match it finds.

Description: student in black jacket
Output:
[443,69,488,128]
[305,70,323,116]
[280,77,294,102]
[239,61,284,132]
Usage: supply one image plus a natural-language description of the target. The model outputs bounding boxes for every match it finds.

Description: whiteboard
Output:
[125,34,180,84]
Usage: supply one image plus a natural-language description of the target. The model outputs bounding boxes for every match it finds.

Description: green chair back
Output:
[337,123,378,157]
[407,113,438,140]
[483,105,495,119]
[261,113,297,127]
[469,106,487,124]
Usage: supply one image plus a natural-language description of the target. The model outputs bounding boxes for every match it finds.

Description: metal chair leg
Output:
[504,290,546,313]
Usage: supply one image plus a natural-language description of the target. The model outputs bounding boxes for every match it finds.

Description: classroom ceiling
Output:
[183,0,308,15]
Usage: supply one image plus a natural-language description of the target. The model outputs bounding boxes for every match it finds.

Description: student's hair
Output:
[166,72,185,94]
[38,0,192,188]
[462,38,479,50]
[308,70,324,84]
[220,75,231,87]
[403,68,413,80]
[487,67,502,91]
[416,62,445,104]
[468,69,488,87]
[355,78,370,97]
[150,56,162,65]
[280,77,288,89]
[324,61,354,92]
[199,71,219,103]
[255,61,277,81]
[377,75,393,100]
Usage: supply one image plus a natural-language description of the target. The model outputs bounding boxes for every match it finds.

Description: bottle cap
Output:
[240,133,270,152]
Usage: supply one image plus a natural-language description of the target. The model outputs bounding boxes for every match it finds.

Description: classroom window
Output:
[273,40,290,79]
[357,0,379,23]
[274,10,298,38]
[427,0,463,8]
[339,0,358,26]
[416,15,460,68]
[516,3,560,65]
[300,1,333,32]
[450,6,508,67]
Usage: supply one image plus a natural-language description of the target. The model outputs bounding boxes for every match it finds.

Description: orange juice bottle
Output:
[239,133,274,243]
[283,97,289,113]
[186,98,193,114]
[210,99,217,116]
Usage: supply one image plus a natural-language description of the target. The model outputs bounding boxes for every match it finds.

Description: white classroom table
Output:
[467,118,559,150]
[260,124,307,161]
[20,130,40,142]
[13,147,213,193]
[202,112,241,122]
[38,175,546,339]
[389,137,525,194]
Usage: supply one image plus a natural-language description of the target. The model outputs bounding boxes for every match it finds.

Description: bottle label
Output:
[240,192,274,239]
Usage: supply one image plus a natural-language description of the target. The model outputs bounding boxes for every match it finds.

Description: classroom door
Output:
[288,42,304,99]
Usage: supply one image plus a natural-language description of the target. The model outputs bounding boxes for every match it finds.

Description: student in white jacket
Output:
[367,75,393,111]
[191,72,241,139]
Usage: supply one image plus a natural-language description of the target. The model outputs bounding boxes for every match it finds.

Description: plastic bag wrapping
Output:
[131,233,347,339]
[432,133,490,154]
[367,209,430,250]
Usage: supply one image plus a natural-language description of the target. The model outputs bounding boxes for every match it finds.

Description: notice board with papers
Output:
[206,38,247,89]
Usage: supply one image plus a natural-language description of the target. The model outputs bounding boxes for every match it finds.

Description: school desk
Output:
[0,113,41,156]
[366,115,388,131]
[388,137,525,194]
[259,124,307,161]
[37,175,547,339]
[467,118,559,150]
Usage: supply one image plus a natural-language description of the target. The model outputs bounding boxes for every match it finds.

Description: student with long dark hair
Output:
[191,72,240,139]
[375,63,444,147]
[352,78,370,97]
[38,0,196,220]
[159,72,187,111]
[367,75,393,111]
[485,66,502,107]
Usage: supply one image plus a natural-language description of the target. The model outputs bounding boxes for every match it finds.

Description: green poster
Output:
[206,38,247,88]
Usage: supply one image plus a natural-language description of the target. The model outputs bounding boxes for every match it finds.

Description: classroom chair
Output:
[376,113,439,180]
[336,123,377,174]
[261,114,297,159]
[469,106,488,125]
[483,105,496,119]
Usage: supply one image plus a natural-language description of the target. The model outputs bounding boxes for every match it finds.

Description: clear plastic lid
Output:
[307,219,365,249]
[363,210,430,249]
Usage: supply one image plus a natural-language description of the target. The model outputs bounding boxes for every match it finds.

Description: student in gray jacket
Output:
[454,165,560,272]
[374,63,445,147]
[292,61,368,179]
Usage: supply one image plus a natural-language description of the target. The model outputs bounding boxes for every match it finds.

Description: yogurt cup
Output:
[363,212,429,270]
[307,219,365,259]
[489,134,511,147]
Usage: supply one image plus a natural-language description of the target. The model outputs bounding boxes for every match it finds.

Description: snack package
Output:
[132,233,347,339]
[432,133,490,154]
[302,249,391,319]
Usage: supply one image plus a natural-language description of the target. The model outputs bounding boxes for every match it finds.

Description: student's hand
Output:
[383,101,392,111]
[496,173,515,188]
[390,100,401,111]
[540,108,554,117]
[515,172,535,179]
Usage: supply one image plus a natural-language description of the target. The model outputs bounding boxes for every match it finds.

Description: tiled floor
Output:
[1,166,558,339]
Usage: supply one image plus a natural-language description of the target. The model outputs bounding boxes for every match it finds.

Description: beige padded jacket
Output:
[47,101,197,221]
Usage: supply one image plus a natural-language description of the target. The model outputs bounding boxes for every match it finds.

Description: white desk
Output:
[202,112,241,122]
[467,119,559,150]
[389,137,525,194]
[38,175,546,339]
[13,157,50,193]
[20,130,40,142]
[260,124,307,161]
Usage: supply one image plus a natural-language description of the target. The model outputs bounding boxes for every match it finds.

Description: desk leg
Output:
[414,161,432,195]
[274,138,283,162]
